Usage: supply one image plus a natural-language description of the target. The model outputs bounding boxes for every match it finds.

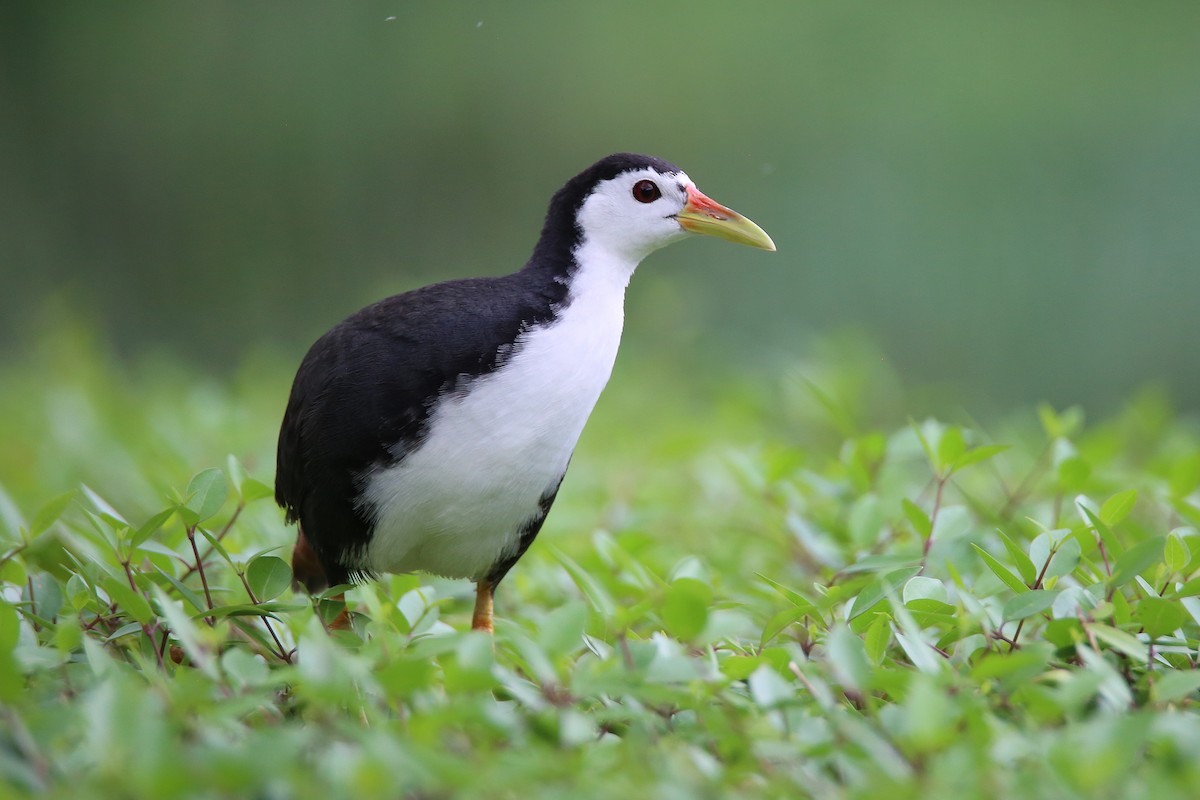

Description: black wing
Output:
[275,272,568,581]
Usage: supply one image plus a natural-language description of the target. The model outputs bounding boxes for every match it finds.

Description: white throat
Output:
[568,236,642,294]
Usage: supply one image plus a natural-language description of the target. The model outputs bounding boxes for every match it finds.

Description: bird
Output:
[275,153,774,633]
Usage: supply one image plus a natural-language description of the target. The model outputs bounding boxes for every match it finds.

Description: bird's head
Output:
[537,153,775,271]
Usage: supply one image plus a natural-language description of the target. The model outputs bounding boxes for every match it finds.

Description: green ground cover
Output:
[2,332,1200,799]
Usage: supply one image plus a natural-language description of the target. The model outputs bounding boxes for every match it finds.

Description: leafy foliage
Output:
[2,336,1200,798]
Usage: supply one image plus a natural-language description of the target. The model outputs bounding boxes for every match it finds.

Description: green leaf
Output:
[1087,624,1148,663]
[442,633,496,693]
[997,529,1037,584]
[971,649,1051,691]
[936,426,966,475]
[1110,537,1165,589]
[1077,502,1122,564]
[1057,457,1091,491]
[1137,596,1184,639]
[902,576,948,605]
[761,605,810,647]
[828,625,872,692]
[1177,500,1200,529]
[864,614,891,665]
[246,555,292,602]
[756,573,816,612]
[1038,404,1084,439]
[848,494,883,546]
[196,527,236,567]
[1164,531,1190,574]
[104,621,144,641]
[848,567,922,620]
[29,490,78,538]
[1003,590,1057,621]
[971,544,1029,594]
[906,598,957,616]
[240,478,274,503]
[102,576,154,625]
[902,499,932,540]
[130,507,175,548]
[54,615,82,654]
[26,572,63,624]
[80,509,129,551]
[153,566,208,614]
[227,455,273,503]
[538,600,587,656]
[748,664,794,708]
[0,599,18,653]
[202,602,305,619]
[1100,490,1138,528]
[1044,618,1085,649]
[80,485,128,526]
[395,587,435,631]
[0,486,23,547]
[1112,590,1132,627]
[1036,403,1060,438]
[1153,671,1200,704]
[912,420,939,474]
[1044,537,1082,581]
[183,468,228,525]
[952,444,1009,472]
[377,655,436,697]
[221,647,270,689]
[721,655,762,681]
[1171,576,1200,599]
[553,549,615,617]
[662,577,712,641]
[1029,532,1051,573]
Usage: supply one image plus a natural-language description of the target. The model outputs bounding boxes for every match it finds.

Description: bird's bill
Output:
[676,185,776,252]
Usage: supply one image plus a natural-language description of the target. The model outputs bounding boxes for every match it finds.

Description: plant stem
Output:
[236,571,292,664]
[120,557,166,670]
[187,525,215,626]
[180,502,244,581]
[618,632,635,671]
[1008,540,1057,652]
[922,476,948,567]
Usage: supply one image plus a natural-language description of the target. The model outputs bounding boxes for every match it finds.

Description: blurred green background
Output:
[3,1,1198,410]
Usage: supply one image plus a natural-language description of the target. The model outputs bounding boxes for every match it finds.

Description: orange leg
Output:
[471,580,495,633]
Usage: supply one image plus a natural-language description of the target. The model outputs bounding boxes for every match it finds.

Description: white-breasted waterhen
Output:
[275,153,774,632]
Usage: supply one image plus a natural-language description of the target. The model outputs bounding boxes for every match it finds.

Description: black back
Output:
[275,153,680,585]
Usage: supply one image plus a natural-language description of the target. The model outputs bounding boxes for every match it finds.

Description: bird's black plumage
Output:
[275,153,682,591]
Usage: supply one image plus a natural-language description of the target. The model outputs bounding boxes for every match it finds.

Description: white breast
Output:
[359,249,633,580]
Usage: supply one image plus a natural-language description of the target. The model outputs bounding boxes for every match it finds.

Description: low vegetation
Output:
[2,332,1200,798]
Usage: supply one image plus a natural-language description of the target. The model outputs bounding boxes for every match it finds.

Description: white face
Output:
[574,167,695,264]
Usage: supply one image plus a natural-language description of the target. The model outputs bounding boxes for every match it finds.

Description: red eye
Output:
[632,179,661,203]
